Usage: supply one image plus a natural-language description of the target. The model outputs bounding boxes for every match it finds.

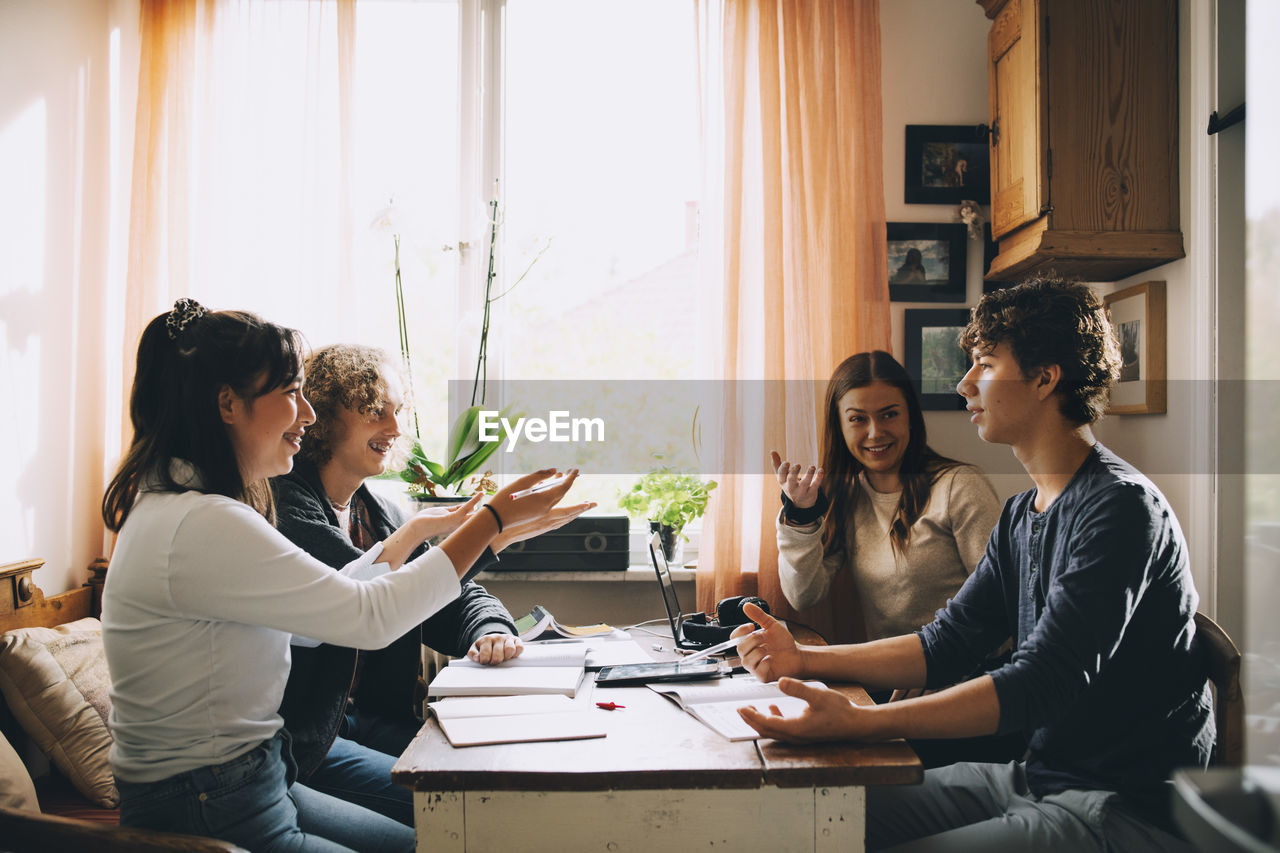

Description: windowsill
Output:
[476,563,696,583]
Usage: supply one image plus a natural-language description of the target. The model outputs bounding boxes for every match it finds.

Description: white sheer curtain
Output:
[694,0,891,644]
[117,0,465,491]
[124,0,360,356]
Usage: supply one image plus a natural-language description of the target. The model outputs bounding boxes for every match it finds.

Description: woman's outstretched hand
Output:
[771,450,824,509]
[488,468,581,530]
[409,492,483,540]
[437,468,581,581]
[493,500,597,553]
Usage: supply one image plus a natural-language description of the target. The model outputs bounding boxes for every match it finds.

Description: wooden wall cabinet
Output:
[978,0,1183,282]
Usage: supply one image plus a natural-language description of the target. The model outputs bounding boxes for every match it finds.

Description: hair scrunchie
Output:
[166,298,207,341]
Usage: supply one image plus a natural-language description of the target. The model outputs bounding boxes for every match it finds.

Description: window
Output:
[497,0,704,517]
[158,0,708,551]
[351,1,462,465]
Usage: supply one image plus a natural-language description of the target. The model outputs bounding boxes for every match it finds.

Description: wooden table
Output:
[393,631,921,852]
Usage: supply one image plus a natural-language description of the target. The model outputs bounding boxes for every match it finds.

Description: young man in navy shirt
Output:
[733,278,1213,851]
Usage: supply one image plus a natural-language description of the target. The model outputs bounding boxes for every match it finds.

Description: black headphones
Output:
[680,596,771,644]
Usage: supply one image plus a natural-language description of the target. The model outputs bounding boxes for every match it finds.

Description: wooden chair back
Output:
[1195,611,1243,767]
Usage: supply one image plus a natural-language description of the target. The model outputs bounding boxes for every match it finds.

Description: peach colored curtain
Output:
[120,0,356,462]
[695,0,890,644]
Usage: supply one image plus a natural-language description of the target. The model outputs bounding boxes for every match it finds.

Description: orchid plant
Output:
[377,183,548,498]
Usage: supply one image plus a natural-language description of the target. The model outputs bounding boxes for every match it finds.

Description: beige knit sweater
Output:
[776,465,1001,641]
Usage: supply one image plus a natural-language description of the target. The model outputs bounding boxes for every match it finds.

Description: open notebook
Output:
[428,695,607,747]
[648,675,821,741]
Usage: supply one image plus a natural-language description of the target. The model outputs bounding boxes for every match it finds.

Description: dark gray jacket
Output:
[271,458,514,777]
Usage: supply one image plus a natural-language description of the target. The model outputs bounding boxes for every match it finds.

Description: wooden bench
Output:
[0,558,245,853]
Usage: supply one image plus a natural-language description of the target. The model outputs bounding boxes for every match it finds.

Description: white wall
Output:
[0,0,138,594]
[1091,0,1229,630]
[880,0,1032,503]
[880,0,1225,627]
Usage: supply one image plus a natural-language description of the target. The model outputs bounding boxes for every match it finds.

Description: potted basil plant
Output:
[618,466,718,565]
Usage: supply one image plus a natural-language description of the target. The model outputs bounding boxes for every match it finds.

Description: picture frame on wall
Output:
[1103,281,1167,414]
[888,222,967,303]
[904,309,971,411]
[904,124,991,205]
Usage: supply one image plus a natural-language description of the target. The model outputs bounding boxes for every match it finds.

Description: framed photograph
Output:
[888,222,967,303]
[904,309,971,411]
[1103,281,1167,414]
[904,124,990,205]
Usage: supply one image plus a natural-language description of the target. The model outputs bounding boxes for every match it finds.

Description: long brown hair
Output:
[819,350,961,557]
[102,303,306,531]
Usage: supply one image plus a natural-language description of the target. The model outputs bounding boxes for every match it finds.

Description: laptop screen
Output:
[648,530,685,640]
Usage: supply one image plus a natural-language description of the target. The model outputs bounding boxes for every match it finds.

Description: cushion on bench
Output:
[0,727,38,813]
[0,618,117,807]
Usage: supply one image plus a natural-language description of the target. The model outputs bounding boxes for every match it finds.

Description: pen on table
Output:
[677,629,763,664]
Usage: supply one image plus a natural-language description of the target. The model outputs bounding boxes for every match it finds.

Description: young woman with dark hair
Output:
[774,350,1000,641]
[100,300,577,853]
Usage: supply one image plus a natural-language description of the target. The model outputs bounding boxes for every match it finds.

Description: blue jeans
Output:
[116,730,414,853]
[866,761,1196,853]
[306,708,422,827]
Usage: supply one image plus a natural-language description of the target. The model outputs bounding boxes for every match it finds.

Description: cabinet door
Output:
[987,0,1042,239]
[1042,0,1179,233]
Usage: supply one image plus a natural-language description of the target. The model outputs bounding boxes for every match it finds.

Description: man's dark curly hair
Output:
[959,275,1121,426]
[299,344,407,467]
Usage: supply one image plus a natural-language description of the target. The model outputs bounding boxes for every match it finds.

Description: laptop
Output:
[648,530,713,650]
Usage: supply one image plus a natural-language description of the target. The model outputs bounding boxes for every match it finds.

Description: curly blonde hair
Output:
[300,344,410,467]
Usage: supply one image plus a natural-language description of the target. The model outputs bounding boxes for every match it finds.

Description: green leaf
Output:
[453,438,503,483]
[447,404,515,464]
[445,406,481,464]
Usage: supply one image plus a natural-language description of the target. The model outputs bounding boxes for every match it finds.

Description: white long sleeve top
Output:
[102,484,461,783]
[776,465,1000,640]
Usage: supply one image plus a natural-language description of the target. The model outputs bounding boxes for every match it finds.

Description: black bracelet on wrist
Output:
[482,502,504,533]
[781,489,829,525]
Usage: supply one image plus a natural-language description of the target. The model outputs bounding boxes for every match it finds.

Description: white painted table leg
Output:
[414,791,463,853]
[815,785,866,853]
[411,786,865,852]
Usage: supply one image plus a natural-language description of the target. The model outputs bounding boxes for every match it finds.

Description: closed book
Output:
[427,647,589,697]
